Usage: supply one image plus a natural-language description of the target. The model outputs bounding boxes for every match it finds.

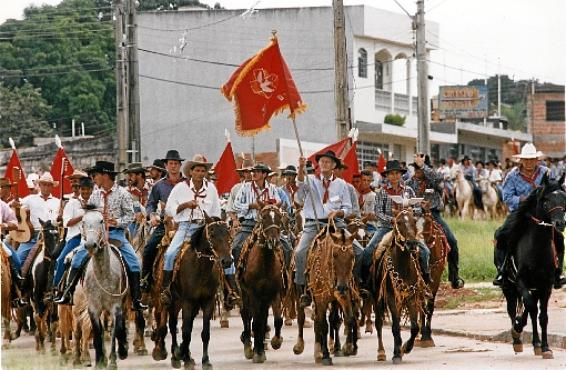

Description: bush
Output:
[384,113,406,126]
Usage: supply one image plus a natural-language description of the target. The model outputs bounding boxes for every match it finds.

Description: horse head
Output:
[81,206,106,256]
[478,177,490,193]
[38,219,58,257]
[203,212,233,269]
[327,221,356,296]
[257,205,283,249]
[538,173,566,232]
[392,208,420,250]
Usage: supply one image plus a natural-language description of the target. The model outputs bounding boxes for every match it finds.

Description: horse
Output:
[1,245,15,349]
[82,208,130,369]
[501,173,566,359]
[417,210,449,348]
[453,168,475,220]
[72,282,93,367]
[303,218,358,365]
[29,219,60,354]
[478,177,499,220]
[238,205,287,363]
[161,214,232,370]
[373,208,430,364]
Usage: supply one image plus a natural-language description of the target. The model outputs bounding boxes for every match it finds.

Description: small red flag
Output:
[221,35,306,136]
[341,142,360,183]
[5,150,29,199]
[214,142,240,195]
[377,153,387,174]
[307,138,350,167]
[50,148,75,198]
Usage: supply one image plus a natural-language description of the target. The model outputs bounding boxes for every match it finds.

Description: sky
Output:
[2,0,565,90]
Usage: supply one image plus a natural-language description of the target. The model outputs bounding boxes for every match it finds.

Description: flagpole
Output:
[291,117,321,231]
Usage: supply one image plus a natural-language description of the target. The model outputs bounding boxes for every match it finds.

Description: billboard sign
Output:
[438,85,488,119]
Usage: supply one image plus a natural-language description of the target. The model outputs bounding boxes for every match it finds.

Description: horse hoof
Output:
[293,340,304,355]
[365,324,373,334]
[401,343,411,355]
[244,344,254,360]
[377,351,387,361]
[321,357,333,366]
[534,346,542,356]
[513,343,523,353]
[220,319,229,328]
[334,349,344,357]
[420,339,435,348]
[136,347,148,356]
[107,362,118,370]
[152,347,167,361]
[542,350,553,359]
[392,356,402,365]
[171,358,182,369]
[343,343,355,356]
[284,319,293,326]
[184,360,196,370]
[252,352,266,363]
[202,361,213,370]
[271,336,283,350]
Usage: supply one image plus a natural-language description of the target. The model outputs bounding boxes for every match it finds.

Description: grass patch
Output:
[436,287,504,310]
[444,216,500,282]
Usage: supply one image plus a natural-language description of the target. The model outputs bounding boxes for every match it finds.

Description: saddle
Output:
[21,239,42,278]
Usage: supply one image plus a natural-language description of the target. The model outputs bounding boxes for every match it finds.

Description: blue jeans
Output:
[163,222,204,271]
[3,243,21,272]
[53,234,81,286]
[362,226,393,267]
[16,234,38,266]
[431,210,459,267]
[225,220,256,277]
[71,229,141,272]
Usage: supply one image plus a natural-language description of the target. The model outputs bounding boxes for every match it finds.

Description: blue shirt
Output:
[297,174,352,220]
[146,175,186,216]
[502,165,550,212]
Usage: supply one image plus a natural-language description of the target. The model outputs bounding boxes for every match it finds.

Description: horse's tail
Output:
[1,249,11,321]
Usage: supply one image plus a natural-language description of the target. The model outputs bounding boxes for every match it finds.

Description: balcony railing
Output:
[375,89,418,116]
[394,93,409,115]
[375,89,391,110]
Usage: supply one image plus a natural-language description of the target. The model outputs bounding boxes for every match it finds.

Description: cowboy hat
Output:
[184,154,213,174]
[251,163,271,173]
[146,159,166,173]
[281,165,298,176]
[37,172,59,187]
[381,160,407,177]
[89,161,118,175]
[513,143,543,160]
[162,150,185,162]
[66,169,88,180]
[123,162,146,174]
[236,158,254,172]
[315,150,341,167]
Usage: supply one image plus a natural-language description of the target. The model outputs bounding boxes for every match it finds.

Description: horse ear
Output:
[541,172,549,187]
[203,210,212,224]
[39,218,45,227]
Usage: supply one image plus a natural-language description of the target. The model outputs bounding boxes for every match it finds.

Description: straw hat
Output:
[513,143,543,160]
[37,173,59,187]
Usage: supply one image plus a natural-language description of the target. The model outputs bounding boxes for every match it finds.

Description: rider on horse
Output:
[123,162,150,237]
[493,143,566,288]
[460,155,484,211]
[55,161,147,310]
[1,198,27,307]
[159,154,221,306]
[140,150,186,292]
[407,154,465,289]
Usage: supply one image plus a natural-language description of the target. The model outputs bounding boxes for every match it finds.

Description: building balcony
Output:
[375,89,418,116]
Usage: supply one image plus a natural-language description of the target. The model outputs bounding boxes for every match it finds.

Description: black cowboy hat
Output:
[281,165,298,176]
[146,159,166,172]
[162,150,184,162]
[78,177,94,188]
[123,162,146,174]
[381,160,407,177]
[315,150,341,167]
[251,163,271,173]
[90,161,118,175]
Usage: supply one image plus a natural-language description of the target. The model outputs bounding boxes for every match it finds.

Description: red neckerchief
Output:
[358,187,372,208]
[321,174,334,204]
[286,182,298,198]
[187,179,207,201]
[129,186,148,206]
[101,187,113,217]
[384,184,405,196]
[519,166,540,189]
[252,181,271,203]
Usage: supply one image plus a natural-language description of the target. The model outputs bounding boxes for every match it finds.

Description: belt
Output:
[108,227,124,232]
[305,218,329,223]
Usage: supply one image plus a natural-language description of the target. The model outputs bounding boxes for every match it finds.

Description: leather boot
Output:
[448,262,465,289]
[160,270,173,307]
[9,262,27,307]
[223,274,241,310]
[139,258,153,292]
[54,267,82,305]
[128,271,148,311]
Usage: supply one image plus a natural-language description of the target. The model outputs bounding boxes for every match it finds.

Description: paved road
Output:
[2,314,565,370]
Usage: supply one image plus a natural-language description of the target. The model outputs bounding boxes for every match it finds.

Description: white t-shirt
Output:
[166,179,221,222]
[21,193,60,231]
[487,169,503,183]
[63,197,85,241]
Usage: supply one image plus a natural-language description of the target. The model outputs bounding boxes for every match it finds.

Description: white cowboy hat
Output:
[183,154,213,175]
[37,172,59,186]
[513,143,543,160]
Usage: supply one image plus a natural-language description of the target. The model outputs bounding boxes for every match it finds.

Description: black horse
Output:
[501,173,566,359]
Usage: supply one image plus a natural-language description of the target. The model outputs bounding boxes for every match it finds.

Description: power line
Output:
[0,66,114,79]
[0,27,113,40]
[137,12,241,32]
[1,61,111,73]
[0,20,114,34]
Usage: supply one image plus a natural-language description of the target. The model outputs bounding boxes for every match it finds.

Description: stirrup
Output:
[299,292,312,309]
[160,289,172,307]
[140,275,151,292]
[12,298,28,308]
[54,291,73,305]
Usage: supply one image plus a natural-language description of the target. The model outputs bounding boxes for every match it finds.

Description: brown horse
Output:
[304,219,358,365]
[373,208,430,364]
[417,210,449,348]
[1,246,14,349]
[71,283,93,367]
[238,205,287,363]
[158,215,232,370]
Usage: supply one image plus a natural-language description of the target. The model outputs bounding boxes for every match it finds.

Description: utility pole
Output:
[415,0,430,154]
[497,73,501,117]
[126,0,141,163]
[114,0,128,172]
[333,0,349,139]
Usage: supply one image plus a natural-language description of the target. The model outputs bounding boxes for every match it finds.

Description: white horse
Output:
[82,208,129,369]
[453,169,475,220]
[478,177,498,220]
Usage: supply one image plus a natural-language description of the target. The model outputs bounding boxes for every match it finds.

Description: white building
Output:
[137,5,531,166]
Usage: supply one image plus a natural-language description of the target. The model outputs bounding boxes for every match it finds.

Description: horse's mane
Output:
[189,226,205,249]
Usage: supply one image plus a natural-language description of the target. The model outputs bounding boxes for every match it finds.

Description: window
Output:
[375,60,383,90]
[546,100,565,121]
[357,141,390,168]
[357,48,367,78]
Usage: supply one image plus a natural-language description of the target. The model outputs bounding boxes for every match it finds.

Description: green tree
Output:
[0,83,53,148]
[501,102,527,132]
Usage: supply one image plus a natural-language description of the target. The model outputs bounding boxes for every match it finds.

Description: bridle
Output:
[392,209,419,252]
[256,205,282,242]
[195,220,230,261]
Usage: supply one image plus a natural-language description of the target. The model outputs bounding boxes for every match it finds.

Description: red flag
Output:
[50,148,75,197]
[5,150,29,199]
[341,142,360,183]
[214,142,240,195]
[221,35,306,136]
[307,138,350,167]
[377,153,387,174]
